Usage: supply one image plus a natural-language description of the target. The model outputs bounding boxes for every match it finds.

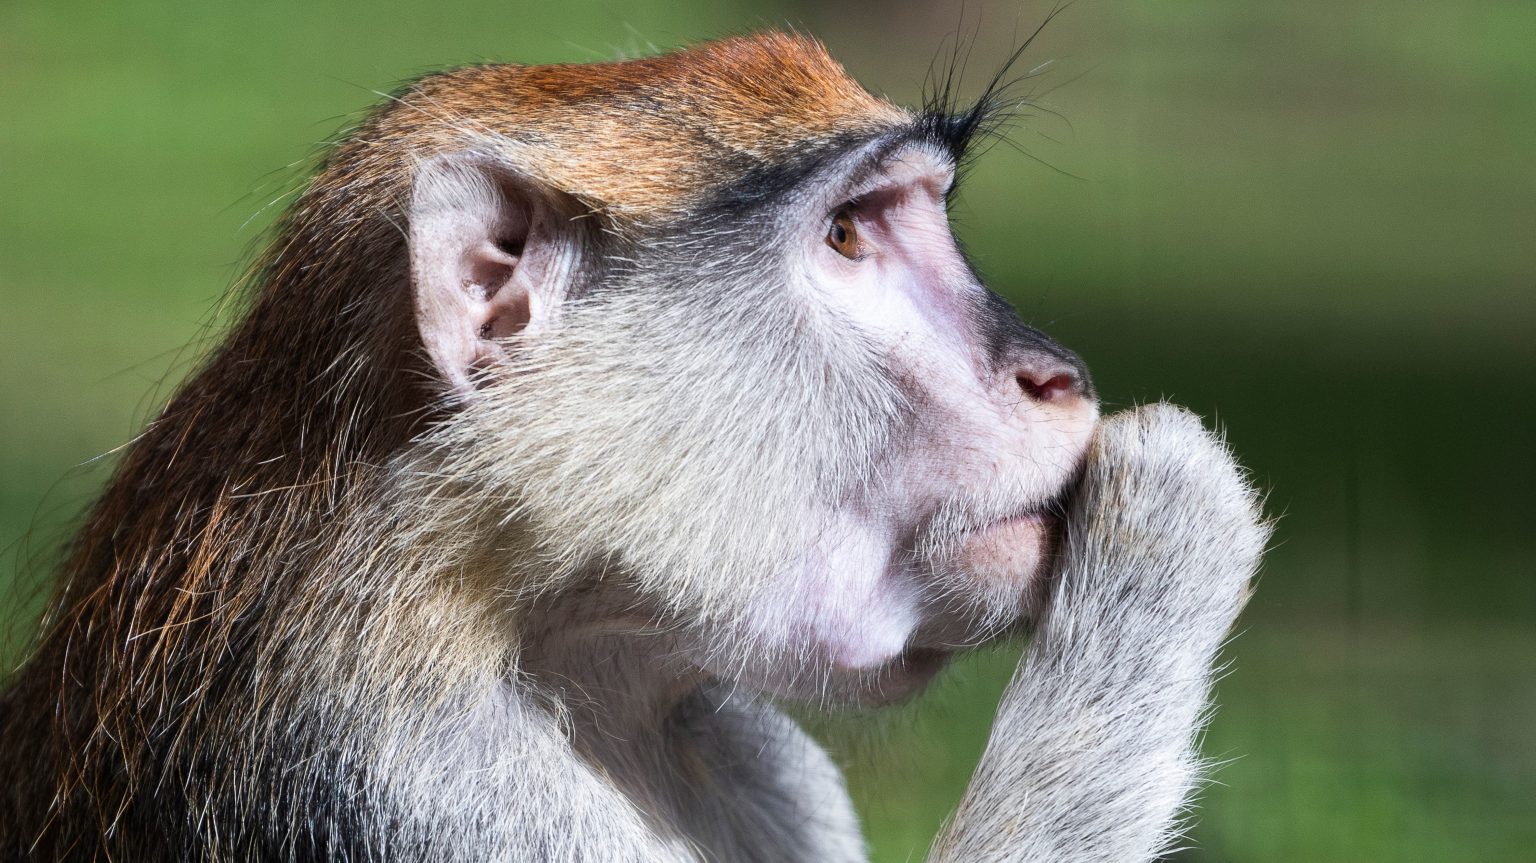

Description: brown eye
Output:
[826,211,860,259]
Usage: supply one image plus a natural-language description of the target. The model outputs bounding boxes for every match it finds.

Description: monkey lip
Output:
[987,490,1073,542]
[986,508,1054,532]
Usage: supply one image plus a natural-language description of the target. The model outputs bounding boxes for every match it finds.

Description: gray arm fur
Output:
[929,404,1268,862]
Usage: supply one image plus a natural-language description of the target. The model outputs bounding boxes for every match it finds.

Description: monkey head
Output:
[394,35,1097,702]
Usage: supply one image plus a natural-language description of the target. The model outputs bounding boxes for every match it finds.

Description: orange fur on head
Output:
[384,33,910,221]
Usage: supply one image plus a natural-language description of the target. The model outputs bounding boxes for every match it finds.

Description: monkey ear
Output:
[409,153,574,395]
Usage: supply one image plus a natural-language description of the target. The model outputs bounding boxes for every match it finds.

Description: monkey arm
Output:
[927,404,1267,863]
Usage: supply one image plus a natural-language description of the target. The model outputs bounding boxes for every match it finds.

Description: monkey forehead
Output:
[397,33,912,222]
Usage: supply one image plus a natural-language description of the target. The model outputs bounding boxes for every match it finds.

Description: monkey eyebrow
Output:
[837,130,959,202]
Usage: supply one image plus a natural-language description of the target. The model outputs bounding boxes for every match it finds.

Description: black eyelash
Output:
[917,6,1066,185]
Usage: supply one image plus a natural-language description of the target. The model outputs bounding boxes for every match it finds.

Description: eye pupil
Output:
[826,211,859,259]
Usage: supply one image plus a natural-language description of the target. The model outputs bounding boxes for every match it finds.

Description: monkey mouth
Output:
[950,478,1073,541]
[975,494,1067,546]
[971,482,1075,553]
[983,506,1055,533]
[997,483,1074,531]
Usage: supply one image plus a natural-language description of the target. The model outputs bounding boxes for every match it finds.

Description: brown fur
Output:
[408,33,908,220]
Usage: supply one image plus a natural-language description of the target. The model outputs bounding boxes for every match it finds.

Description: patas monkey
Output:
[0,34,1265,862]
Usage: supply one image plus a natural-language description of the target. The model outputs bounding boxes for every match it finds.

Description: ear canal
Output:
[467,240,527,340]
[409,154,569,397]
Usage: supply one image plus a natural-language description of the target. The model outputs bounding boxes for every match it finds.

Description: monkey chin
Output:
[952,511,1055,608]
[837,513,1058,707]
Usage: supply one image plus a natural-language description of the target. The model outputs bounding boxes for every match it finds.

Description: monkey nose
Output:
[1014,361,1091,404]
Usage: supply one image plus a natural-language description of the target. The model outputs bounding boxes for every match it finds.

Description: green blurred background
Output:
[2,1,1532,860]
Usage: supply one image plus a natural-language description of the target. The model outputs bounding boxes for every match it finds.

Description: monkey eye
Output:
[826,209,861,259]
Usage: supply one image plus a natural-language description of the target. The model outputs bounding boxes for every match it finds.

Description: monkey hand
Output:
[929,403,1267,863]
[1043,401,1266,674]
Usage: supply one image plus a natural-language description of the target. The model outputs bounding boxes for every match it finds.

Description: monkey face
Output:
[681,142,1097,702]
[415,146,1093,706]
[404,40,1096,705]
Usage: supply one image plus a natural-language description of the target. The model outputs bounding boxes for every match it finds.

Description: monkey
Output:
[0,33,1266,862]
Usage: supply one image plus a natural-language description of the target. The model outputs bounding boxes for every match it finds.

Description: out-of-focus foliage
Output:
[2,2,1531,860]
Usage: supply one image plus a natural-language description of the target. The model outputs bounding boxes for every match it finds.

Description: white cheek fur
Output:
[723,510,917,673]
[795,513,918,669]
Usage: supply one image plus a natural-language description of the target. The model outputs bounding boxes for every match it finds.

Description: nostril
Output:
[1016,370,1081,403]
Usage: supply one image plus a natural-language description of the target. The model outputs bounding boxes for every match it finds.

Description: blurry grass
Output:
[836,621,1536,863]
[1194,622,1536,862]
[3,1,1533,860]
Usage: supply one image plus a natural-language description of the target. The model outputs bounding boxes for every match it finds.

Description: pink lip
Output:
[1009,509,1048,525]
[982,507,1052,534]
